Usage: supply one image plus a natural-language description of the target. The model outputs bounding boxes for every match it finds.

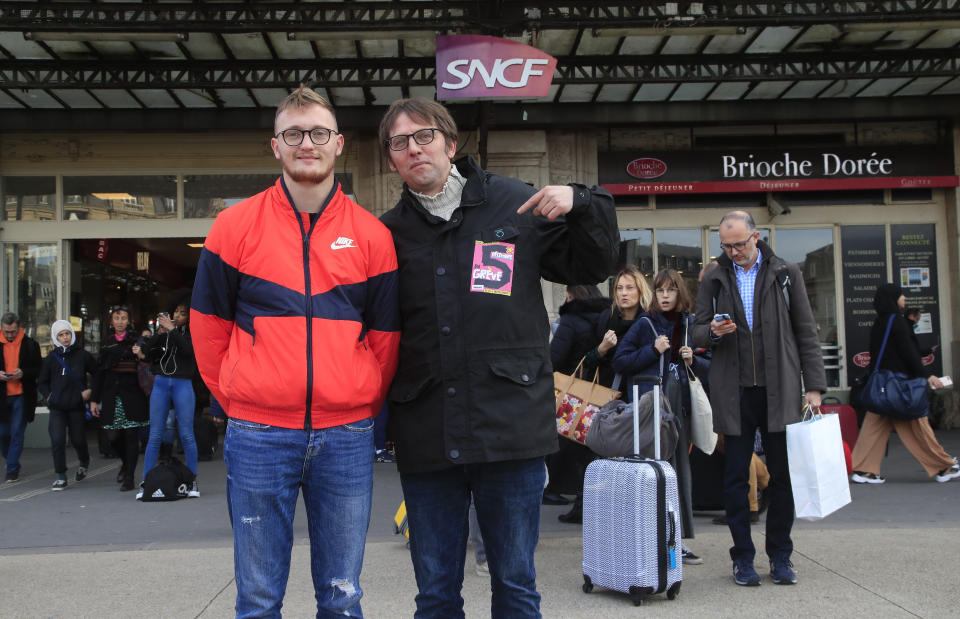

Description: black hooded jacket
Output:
[870,283,928,378]
[551,297,612,375]
[38,343,97,411]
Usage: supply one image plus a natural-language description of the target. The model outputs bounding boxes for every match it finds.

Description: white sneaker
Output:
[935,464,960,483]
[851,472,885,484]
[135,482,144,500]
[188,480,200,498]
[51,479,68,491]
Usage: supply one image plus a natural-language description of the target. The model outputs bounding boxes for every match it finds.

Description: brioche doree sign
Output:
[436,35,557,100]
[600,147,958,194]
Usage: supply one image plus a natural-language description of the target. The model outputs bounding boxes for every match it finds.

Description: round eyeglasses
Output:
[385,127,441,151]
[275,127,339,147]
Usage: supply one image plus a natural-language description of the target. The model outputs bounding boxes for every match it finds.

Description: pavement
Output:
[2,429,960,618]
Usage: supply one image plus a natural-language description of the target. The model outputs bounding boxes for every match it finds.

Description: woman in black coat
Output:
[545,285,610,506]
[90,307,149,491]
[850,283,959,484]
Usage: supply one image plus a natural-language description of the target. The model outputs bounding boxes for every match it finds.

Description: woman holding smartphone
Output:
[135,299,200,499]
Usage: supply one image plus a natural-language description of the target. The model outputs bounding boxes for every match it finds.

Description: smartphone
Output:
[158,312,170,319]
[714,313,732,323]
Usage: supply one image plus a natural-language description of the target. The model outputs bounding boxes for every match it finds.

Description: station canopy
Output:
[2,1,960,130]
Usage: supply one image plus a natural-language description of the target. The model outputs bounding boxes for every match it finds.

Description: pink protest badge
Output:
[470,241,515,296]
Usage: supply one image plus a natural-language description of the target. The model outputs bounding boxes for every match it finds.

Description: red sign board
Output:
[436,35,557,100]
[853,352,871,368]
[626,158,667,180]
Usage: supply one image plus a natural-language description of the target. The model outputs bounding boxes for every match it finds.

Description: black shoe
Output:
[542,492,571,506]
[75,466,87,482]
[558,504,582,524]
[5,471,19,483]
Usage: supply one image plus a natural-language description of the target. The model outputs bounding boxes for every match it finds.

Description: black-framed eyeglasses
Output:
[719,235,756,253]
[385,127,441,151]
[275,127,339,147]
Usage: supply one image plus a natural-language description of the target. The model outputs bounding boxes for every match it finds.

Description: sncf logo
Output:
[436,35,557,100]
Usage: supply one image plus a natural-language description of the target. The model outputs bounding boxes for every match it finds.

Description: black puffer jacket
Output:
[551,297,612,375]
[381,155,619,474]
[38,343,96,411]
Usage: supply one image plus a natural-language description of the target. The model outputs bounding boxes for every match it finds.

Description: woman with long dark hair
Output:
[613,268,711,565]
[850,283,959,484]
[136,299,200,499]
[90,307,149,491]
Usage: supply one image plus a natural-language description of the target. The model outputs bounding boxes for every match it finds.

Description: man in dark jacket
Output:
[379,98,619,617]
[0,312,42,482]
[692,211,826,588]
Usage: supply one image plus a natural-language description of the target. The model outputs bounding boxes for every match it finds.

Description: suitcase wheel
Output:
[628,586,645,606]
[667,582,681,600]
[581,575,593,594]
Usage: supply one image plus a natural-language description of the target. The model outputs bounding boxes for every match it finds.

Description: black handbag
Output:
[859,315,929,421]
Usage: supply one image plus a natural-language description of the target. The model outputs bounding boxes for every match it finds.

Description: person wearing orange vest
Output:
[0,312,42,483]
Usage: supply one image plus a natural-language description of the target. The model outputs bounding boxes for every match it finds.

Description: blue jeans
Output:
[224,417,374,619]
[400,457,545,618]
[0,395,26,475]
[724,386,794,563]
[143,376,197,477]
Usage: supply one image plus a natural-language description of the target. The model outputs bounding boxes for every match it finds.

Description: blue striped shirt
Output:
[734,249,763,331]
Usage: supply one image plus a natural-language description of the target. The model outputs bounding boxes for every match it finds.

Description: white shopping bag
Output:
[786,406,852,520]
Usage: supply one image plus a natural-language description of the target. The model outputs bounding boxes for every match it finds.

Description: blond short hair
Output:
[274,84,337,132]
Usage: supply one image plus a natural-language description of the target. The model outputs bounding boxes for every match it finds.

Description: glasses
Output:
[275,127,339,147]
[655,287,679,295]
[385,127,441,151]
[719,235,755,253]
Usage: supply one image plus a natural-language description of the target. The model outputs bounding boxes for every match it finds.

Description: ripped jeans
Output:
[224,417,374,619]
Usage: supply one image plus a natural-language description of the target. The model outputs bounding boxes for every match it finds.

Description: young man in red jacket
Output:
[191,85,400,618]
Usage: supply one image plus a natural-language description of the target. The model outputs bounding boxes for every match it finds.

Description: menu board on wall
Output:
[891,224,942,376]
[841,226,887,384]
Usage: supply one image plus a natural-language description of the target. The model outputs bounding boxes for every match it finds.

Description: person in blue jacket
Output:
[613,267,710,566]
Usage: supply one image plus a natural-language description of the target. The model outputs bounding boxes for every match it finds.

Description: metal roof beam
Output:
[4,50,959,89]
[5,1,960,33]
[2,97,959,132]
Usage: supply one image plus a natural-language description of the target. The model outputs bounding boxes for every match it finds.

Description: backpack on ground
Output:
[141,456,195,502]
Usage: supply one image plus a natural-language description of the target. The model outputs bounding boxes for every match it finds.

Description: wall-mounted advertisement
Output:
[891,224,941,375]
[841,226,887,383]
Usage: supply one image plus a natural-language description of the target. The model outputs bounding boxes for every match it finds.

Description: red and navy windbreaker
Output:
[190,177,400,430]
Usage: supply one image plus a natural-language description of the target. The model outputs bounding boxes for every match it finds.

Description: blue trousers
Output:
[401,457,545,618]
[724,386,794,563]
[224,417,375,619]
[0,395,26,475]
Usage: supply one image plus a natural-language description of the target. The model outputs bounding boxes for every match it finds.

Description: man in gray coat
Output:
[692,210,826,587]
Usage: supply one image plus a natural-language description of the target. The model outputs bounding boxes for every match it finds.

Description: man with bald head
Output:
[692,211,825,587]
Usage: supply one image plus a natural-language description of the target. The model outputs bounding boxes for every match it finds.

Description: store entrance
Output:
[72,237,204,353]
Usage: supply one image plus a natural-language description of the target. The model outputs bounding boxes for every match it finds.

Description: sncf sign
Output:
[436,35,557,100]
